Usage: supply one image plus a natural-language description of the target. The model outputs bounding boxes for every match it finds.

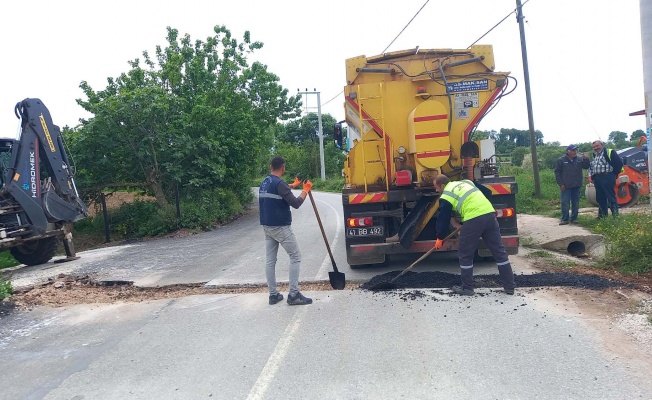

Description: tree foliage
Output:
[264,113,345,180]
[608,131,628,148]
[66,25,301,206]
[495,128,543,154]
[630,129,645,141]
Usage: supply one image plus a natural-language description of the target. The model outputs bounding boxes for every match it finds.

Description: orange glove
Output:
[435,239,444,249]
[290,176,301,188]
[302,180,313,192]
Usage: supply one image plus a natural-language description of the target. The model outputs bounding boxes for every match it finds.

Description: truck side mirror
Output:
[333,123,343,149]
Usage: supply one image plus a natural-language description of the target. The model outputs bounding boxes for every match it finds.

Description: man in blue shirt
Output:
[259,156,313,306]
[554,144,590,225]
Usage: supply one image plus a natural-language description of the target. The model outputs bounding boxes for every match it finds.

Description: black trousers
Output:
[593,173,618,217]
[457,213,514,290]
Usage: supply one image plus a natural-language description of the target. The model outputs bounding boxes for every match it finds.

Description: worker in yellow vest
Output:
[433,175,515,296]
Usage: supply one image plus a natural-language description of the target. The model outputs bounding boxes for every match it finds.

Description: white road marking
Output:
[314,198,342,280]
[245,306,309,400]
[247,194,340,399]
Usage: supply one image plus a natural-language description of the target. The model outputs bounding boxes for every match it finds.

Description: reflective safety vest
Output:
[259,174,292,226]
[606,149,625,173]
[440,180,495,222]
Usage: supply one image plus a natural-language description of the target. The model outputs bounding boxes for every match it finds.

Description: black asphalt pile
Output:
[361,271,634,292]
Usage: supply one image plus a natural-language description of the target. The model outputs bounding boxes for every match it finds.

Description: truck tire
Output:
[10,237,59,266]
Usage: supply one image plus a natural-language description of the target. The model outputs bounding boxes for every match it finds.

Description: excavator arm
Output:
[5,98,87,234]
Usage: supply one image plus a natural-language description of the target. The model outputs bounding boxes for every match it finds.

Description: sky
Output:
[0,0,645,145]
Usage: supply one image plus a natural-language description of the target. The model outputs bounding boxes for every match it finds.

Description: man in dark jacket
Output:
[554,144,590,225]
[588,140,623,218]
[259,156,313,306]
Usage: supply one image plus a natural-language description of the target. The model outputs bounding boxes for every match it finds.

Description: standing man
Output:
[588,140,623,218]
[259,156,313,306]
[554,144,590,225]
[433,175,515,296]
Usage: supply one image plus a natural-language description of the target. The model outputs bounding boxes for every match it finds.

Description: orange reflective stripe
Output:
[348,192,388,204]
[487,184,511,195]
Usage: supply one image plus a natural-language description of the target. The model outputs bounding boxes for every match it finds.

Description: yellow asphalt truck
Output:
[336,45,519,267]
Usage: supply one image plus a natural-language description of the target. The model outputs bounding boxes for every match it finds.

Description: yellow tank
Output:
[343,45,509,190]
[340,45,518,267]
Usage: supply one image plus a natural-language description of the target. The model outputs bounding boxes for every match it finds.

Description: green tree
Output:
[608,131,628,148]
[630,129,645,142]
[68,25,301,206]
[277,113,337,145]
[470,129,490,141]
[510,147,530,167]
[271,113,345,180]
[495,128,543,154]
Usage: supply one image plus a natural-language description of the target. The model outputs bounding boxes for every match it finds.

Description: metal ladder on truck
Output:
[357,82,391,192]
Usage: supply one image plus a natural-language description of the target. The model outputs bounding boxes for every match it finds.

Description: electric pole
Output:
[641,0,652,207]
[516,0,541,197]
[298,89,326,181]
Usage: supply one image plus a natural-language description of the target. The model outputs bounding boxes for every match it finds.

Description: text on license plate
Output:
[347,226,384,237]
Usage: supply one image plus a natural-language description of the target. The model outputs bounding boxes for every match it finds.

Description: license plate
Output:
[346,226,384,237]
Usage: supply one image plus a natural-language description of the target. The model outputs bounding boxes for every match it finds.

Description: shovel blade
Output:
[329,271,346,290]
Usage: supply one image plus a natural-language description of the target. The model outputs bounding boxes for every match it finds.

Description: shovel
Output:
[369,226,462,290]
[307,191,346,290]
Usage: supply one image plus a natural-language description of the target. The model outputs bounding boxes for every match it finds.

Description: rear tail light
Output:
[347,217,373,227]
[495,208,515,218]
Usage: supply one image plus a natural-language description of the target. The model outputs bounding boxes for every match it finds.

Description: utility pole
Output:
[298,89,326,181]
[516,0,541,197]
[641,0,652,207]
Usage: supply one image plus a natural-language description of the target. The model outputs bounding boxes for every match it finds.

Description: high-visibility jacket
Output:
[605,148,625,173]
[440,180,494,222]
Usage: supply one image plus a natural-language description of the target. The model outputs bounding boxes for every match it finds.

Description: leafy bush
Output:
[593,213,652,274]
[510,147,530,167]
[0,278,11,300]
[0,252,18,270]
[74,187,250,243]
[179,187,247,231]
[312,178,344,193]
[501,165,591,215]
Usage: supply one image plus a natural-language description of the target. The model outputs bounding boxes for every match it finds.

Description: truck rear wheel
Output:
[10,237,59,266]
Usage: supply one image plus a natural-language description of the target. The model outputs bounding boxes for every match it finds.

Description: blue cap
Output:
[566,144,578,150]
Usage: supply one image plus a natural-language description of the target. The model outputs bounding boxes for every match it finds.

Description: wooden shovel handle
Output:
[307,191,339,273]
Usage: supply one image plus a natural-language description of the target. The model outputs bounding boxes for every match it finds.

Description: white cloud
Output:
[0,0,644,145]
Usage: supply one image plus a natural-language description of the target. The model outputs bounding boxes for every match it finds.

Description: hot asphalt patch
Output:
[361,271,635,292]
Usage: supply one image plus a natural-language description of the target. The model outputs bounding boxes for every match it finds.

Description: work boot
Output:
[570,220,579,225]
[504,288,515,295]
[452,285,475,296]
[287,292,312,305]
[269,293,284,305]
[559,220,569,225]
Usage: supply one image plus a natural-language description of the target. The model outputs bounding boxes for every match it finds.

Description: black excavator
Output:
[0,98,88,266]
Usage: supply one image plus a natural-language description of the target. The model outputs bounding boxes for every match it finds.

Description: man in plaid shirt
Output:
[588,140,623,218]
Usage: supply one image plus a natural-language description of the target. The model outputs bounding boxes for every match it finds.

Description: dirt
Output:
[8,275,352,310]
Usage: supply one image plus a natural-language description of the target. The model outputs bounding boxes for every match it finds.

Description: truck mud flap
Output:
[398,196,437,249]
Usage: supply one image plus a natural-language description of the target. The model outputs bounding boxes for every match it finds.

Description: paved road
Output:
[1,191,650,399]
[5,191,507,290]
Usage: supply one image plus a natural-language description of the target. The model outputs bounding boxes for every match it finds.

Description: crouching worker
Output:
[433,175,515,296]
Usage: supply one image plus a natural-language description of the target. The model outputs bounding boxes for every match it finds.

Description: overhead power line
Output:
[320,0,430,115]
[381,0,430,54]
[467,0,531,48]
